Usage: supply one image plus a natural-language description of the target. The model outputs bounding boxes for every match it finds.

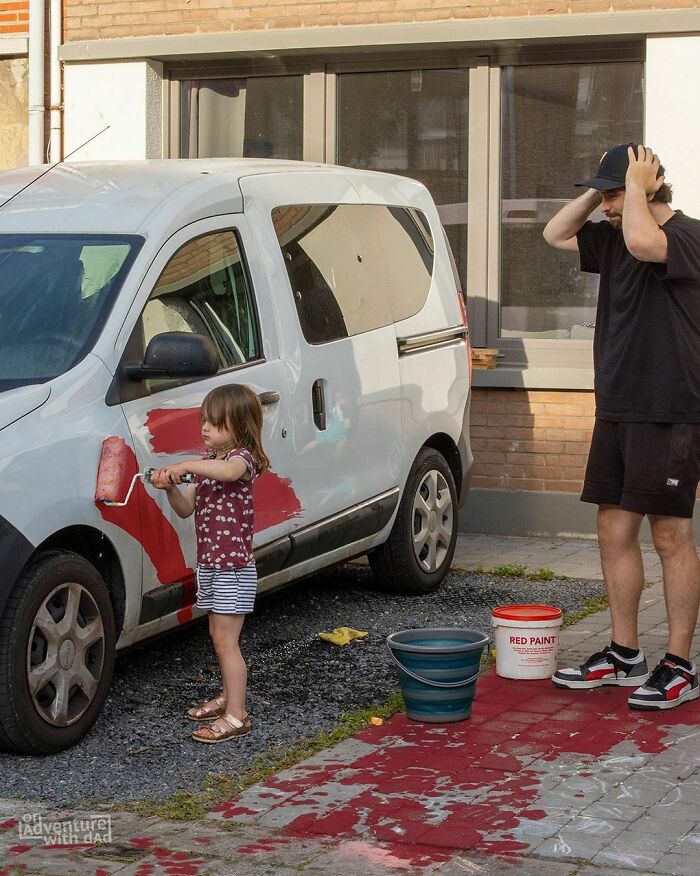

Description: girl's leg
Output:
[209,613,247,719]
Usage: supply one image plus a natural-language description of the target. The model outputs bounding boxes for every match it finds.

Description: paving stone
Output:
[437,853,579,874]
[592,827,679,866]
[649,853,700,876]
[668,830,700,856]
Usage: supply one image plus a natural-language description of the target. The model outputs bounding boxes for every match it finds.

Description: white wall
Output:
[63,60,163,161]
[646,36,700,218]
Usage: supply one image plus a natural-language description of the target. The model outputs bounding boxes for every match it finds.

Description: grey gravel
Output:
[0,565,604,807]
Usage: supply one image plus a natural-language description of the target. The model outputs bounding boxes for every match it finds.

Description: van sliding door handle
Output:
[312,379,327,430]
[259,391,280,406]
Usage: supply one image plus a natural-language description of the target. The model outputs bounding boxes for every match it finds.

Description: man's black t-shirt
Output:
[577,211,700,422]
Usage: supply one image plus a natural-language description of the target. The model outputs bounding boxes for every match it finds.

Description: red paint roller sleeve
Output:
[95,436,133,504]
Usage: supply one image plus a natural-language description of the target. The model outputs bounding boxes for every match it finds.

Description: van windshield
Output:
[0,234,142,392]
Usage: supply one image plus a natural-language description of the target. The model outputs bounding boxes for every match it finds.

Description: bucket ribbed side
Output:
[386,628,487,723]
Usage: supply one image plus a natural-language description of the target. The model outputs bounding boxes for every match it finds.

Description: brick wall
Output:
[63,0,698,42]
[470,388,594,493]
[0,0,28,34]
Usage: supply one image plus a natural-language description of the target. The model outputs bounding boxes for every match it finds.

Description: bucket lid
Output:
[492,604,562,622]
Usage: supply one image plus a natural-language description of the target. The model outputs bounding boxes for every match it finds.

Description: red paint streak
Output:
[96,442,195,622]
[0,819,18,830]
[145,408,206,455]
[8,845,31,854]
[131,837,156,848]
[144,407,303,529]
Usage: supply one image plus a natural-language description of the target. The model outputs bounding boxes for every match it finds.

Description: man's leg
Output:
[648,515,700,660]
[597,504,645,649]
[553,503,649,689]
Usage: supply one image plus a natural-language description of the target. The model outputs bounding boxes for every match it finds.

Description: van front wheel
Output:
[369,448,458,594]
[0,551,116,754]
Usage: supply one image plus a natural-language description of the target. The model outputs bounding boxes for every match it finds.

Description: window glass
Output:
[0,234,141,391]
[337,69,468,293]
[500,62,643,339]
[272,204,434,345]
[180,76,303,159]
[140,230,260,375]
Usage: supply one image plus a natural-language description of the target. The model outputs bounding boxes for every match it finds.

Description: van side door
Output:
[111,216,299,627]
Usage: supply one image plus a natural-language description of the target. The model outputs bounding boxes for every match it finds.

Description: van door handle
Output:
[259,391,280,406]
[312,379,327,430]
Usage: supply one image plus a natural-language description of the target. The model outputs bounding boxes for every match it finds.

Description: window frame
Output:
[164,41,645,388]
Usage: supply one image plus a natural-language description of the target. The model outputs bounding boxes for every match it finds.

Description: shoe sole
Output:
[191,728,252,744]
[552,672,650,690]
[628,686,700,711]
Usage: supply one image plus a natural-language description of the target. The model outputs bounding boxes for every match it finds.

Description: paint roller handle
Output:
[143,467,196,485]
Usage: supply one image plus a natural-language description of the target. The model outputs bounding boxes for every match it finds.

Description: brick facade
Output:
[0,0,28,35]
[63,0,699,42]
[470,389,594,494]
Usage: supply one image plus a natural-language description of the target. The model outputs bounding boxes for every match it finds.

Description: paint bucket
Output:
[386,627,488,723]
[491,605,563,680]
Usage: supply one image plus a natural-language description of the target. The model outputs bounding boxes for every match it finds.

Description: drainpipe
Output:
[28,0,45,165]
[49,0,62,163]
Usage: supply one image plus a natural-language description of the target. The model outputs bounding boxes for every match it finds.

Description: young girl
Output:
[149,384,269,744]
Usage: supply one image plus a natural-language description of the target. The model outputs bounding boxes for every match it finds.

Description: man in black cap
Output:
[544,144,700,711]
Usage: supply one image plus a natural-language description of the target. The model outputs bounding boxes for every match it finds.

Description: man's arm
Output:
[622,146,668,263]
[543,189,602,252]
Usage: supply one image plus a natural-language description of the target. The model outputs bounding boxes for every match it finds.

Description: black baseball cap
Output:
[575,143,637,190]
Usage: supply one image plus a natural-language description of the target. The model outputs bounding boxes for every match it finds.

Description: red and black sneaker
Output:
[628,659,699,711]
[552,646,650,690]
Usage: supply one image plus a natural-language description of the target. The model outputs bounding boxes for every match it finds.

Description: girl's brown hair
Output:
[200,384,270,475]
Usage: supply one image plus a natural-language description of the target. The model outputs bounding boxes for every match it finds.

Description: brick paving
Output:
[1,533,697,876]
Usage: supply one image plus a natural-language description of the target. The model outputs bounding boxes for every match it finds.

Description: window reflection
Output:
[500,62,643,339]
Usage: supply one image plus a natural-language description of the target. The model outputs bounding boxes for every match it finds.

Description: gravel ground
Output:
[0,565,604,807]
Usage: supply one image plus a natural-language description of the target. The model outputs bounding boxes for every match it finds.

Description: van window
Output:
[0,234,141,391]
[272,204,434,345]
[137,230,261,384]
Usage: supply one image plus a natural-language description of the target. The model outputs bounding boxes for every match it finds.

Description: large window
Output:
[337,69,468,292]
[272,204,434,345]
[500,62,644,339]
[180,76,303,159]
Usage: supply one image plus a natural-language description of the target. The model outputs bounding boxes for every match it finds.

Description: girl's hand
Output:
[149,468,174,490]
[163,462,191,485]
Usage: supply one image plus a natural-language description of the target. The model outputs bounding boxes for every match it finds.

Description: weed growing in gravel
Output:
[527,567,556,581]
[122,691,405,821]
[490,563,528,577]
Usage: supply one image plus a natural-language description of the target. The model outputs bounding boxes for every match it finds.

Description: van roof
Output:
[0,158,389,236]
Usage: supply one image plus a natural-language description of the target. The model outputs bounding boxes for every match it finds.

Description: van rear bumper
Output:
[0,515,34,617]
[457,392,473,508]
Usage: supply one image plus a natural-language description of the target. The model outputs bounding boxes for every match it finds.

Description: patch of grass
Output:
[526,567,556,581]
[122,691,405,822]
[561,594,609,628]
[490,563,527,578]
[472,562,485,574]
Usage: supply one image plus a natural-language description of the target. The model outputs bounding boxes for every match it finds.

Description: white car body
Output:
[0,159,471,752]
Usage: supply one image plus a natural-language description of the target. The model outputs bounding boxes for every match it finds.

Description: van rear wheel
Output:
[369,447,458,594]
[0,551,116,754]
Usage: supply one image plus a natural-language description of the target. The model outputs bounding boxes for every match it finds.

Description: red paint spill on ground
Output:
[0,819,18,830]
[133,847,209,876]
[7,845,31,854]
[211,668,700,863]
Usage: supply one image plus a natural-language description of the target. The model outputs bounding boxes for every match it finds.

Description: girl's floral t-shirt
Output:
[194,448,257,569]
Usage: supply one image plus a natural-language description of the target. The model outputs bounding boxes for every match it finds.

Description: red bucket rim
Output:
[492,604,562,622]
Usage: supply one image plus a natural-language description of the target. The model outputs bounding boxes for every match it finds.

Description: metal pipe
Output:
[28,0,45,165]
[49,0,62,163]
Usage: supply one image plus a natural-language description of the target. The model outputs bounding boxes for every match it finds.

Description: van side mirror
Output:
[125,332,219,381]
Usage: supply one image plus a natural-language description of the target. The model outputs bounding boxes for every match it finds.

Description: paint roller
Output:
[95,436,194,507]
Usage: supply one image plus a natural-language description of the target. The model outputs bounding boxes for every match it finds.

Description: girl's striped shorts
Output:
[195,562,257,614]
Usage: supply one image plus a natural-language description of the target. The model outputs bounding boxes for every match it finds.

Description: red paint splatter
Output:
[131,837,156,849]
[96,442,195,622]
[8,845,31,854]
[210,667,700,863]
[0,819,18,830]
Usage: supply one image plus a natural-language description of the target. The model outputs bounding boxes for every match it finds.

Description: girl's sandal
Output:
[186,694,226,722]
[192,713,252,744]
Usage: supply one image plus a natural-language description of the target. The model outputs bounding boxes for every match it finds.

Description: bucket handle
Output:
[386,644,486,689]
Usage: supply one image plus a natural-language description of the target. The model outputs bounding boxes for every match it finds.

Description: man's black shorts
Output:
[581,419,700,518]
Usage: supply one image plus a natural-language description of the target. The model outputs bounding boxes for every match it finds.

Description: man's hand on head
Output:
[626,145,664,199]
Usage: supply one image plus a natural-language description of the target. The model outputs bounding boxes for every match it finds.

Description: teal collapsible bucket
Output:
[386,627,489,723]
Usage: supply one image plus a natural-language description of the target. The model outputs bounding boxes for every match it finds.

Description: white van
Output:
[0,159,471,753]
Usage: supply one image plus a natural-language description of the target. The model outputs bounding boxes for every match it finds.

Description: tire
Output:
[369,447,458,594]
[0,551,116,754]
